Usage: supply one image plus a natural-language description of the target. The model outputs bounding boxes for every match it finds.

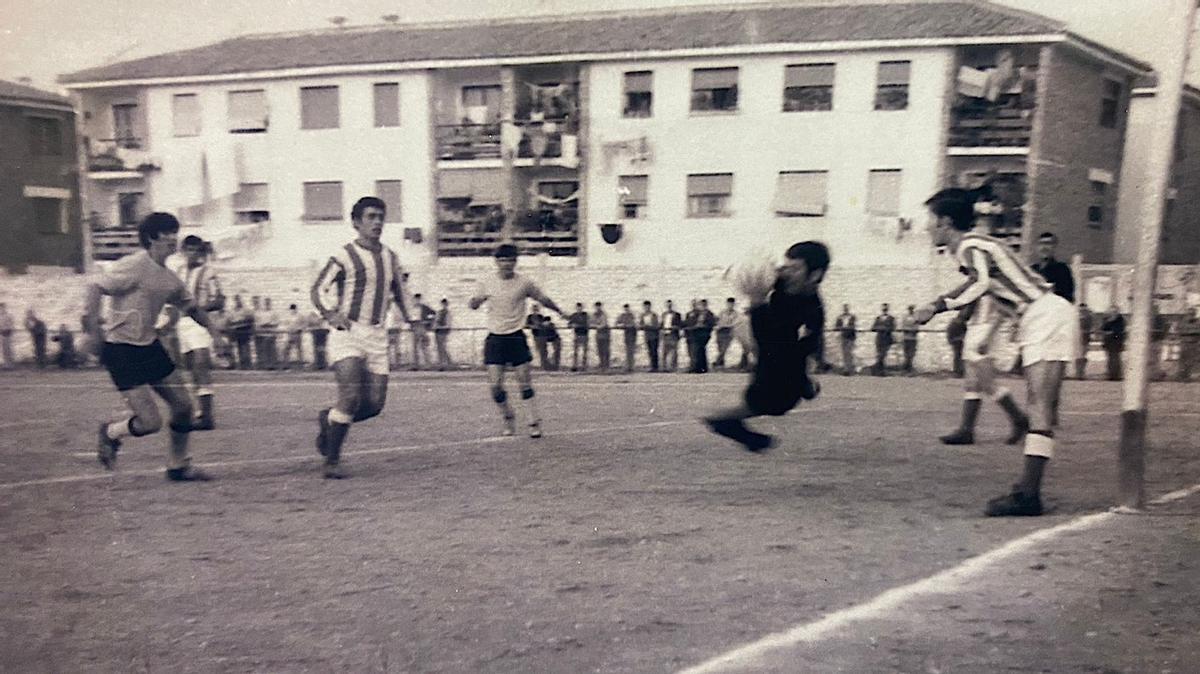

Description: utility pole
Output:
[1117,0,1198,510]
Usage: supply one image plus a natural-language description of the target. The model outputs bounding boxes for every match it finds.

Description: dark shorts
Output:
[484,331,533,367]
[744,360,807,417]
[102,340,176,391]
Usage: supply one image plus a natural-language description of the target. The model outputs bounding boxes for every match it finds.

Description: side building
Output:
[59,1,1153,293]
[0,79,83,272]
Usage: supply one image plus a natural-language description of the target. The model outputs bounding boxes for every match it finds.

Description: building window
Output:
[374,83,400,127]
[233,183,270,224]
[112,103,140,148]
[31,197,67,235]
[874,61,911,111]
[623,71,653,118]
[691,67,739,112]
[1088,180,1107,227]
[1100,79,1122,129]
[461,85,502,124]
[618,175,648,218]
[783,64,835,112]
[866,169,902,216]
[27,116,63,156]
[300,86,339,130]
[118,192,143,227]
[228,90,268,133]
[375,180,403,222]
[172,94,201,137]
[686,173,733,217]
[773,171,828,217]
[303,181,344,222]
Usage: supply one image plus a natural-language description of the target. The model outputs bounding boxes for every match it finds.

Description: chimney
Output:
[381,14,400,24]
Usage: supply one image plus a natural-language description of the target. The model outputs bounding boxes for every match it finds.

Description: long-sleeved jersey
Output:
[934,232,1051,316]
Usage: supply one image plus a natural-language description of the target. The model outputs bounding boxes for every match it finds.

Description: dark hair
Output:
[181,234,205,248]
[138,212,181,248]
[351,196,387,222]
[289,303,297,310]
[494,243,519,259]
[924,187,982,231]
[726,297,735,303]
[784,240,831,274]
[1038,232,1058,243]
[642,300,651,306]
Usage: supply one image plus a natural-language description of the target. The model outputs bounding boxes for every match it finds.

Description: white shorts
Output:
[1018,294,1080,365]
[327,323,390,375]
[177,317,213,354]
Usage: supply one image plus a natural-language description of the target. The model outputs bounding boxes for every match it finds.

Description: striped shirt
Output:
[169,256,221,310]
[313,240,404,326]
[939,232,1050,315]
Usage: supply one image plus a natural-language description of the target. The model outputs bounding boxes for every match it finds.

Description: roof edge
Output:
[62,33,1069,89]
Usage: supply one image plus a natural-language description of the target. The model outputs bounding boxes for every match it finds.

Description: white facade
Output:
[79,72,435,267]
[76,47,961,272]
[584,48,953,268]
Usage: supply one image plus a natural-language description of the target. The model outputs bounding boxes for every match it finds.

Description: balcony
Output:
[90,226,141,261]
[948,104,1033,150]
[437,208,578,257]
[436,123,501,161]
[86,138,156,179]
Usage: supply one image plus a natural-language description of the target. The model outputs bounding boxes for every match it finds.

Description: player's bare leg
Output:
[513,363,541,437]
[318,357,367,478]
[186,347,216,430]
[151,371,210,481]
[486,364,517,436]
[941,357,1029,445]
[98,385,163,470]
[987,360,1062,516]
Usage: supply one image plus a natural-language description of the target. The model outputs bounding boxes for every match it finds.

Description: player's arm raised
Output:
[311,257,350,330]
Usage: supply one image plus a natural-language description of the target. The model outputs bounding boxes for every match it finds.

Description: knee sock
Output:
[326,408,353,462]
[167,418,192,470]
[958,395,982,431]
[519,387,540,426]
[197,391,214,421]
[993,387,1028,426]
[492,387,514,420]
[1019,432,1053,496]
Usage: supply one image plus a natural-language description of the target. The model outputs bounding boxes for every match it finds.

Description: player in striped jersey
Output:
[169,236,224,430]
[310,196,412,478]
[915,188,1079,516]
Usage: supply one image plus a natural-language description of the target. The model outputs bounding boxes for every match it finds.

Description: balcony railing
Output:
[948,103,1033,148]
[437,210,578,257]
[87,138,154,174]
[436,123,501,161]
[90,226,141,261]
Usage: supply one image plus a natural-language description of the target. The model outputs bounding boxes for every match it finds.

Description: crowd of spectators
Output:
[0,295,1198,380]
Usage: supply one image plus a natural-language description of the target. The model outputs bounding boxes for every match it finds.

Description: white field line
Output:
[0,419,691,491]
[677,480,1200,674]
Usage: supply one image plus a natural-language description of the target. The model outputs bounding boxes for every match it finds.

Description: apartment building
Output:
[60,1,1153,274]
[0,79,83,272]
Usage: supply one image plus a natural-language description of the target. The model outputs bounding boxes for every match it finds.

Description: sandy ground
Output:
[0,369,1196,673]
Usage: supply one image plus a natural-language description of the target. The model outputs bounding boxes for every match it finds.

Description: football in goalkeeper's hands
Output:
[725,250,779,305]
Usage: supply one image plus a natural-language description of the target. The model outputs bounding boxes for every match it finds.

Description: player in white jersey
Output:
[84,213,222,481]
[310,196,412,478]
[169,235,224,430]
[915,188,1079,516]
[469,244,565,438]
